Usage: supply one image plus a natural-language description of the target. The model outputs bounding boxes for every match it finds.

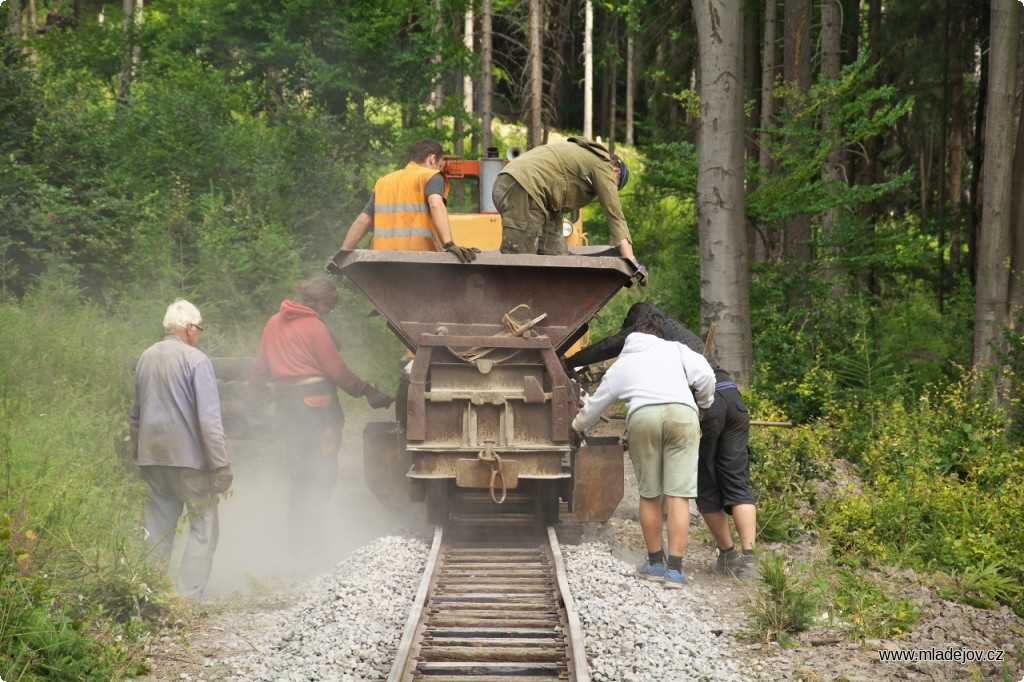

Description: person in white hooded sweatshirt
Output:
[572,313,715,587]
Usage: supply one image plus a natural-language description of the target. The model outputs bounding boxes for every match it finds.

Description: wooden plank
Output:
[422,646,564,662]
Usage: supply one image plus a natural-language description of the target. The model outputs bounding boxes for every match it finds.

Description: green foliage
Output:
[748,56,914,227]
[628,142,702,324]
[818,374,1024,615]
[751,272,969,423]
[0,294,188,679]
[745,406,829,541]
[939,560,1023,612]
[825,568,919,640]
[0,513,148,681]
[745,552,819,644]
[995,311,1024,442]
[748,554,919,644]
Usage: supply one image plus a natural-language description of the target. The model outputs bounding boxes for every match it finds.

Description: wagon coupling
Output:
[477,441,508,504]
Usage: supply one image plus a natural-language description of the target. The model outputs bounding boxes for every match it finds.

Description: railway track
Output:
[388,522,589,681]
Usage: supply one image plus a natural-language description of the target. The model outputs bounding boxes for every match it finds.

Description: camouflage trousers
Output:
[493,174,568,256]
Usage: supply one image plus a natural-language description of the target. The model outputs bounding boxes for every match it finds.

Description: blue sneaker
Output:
[664,567,688,588]
[636,559,666,581]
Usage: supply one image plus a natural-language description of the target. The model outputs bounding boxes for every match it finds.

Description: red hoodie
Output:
[250,300,371,398]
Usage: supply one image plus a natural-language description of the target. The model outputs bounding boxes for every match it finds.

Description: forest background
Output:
[1,0,1023,679]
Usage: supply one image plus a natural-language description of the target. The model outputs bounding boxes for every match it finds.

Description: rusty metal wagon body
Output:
[329,247,636,526]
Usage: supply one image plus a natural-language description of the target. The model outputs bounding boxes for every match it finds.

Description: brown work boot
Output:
[707,548,741,574]
[730,552,760,580]
[708,548,758,579]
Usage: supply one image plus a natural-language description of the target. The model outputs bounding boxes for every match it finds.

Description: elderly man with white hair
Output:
[130,299,232,599]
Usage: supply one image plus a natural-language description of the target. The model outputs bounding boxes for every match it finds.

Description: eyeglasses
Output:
[191,323,204,333]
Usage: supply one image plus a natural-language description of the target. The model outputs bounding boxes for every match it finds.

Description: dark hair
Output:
[623,302,662,329]
[408,138,444,164]
[633,314,664,338]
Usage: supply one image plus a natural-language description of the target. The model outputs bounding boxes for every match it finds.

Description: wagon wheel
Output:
[426,479,450,526]
[536,480,559,526]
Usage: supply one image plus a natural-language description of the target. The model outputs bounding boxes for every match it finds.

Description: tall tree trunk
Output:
[545,0,575,141]
[948,11,966,279]
[1007,9,1024,321]
[937,1,966,308]
[607,12,618,151]
[782,0,812,264]
[527,0,543,148]
[625,29,634,145]
[972,0,1020,389]
[967,0,989,288]
[7,0,21,40]
[481,0,494,151]
[744,1,760,167]
[859,0,882,224]
[457,6,474,156]
[117,0,143,103]
[692,0,754,385]
[755,0,779,263]
[820,0,843,291]
[431,0,443,130]
[584,0,594,139]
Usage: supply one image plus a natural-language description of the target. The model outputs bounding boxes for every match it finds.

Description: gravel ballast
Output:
[220,534,750,681]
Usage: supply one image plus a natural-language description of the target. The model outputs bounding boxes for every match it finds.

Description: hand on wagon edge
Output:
[443,241,481,263]
[365,386,394,409]
[628,258,649,287]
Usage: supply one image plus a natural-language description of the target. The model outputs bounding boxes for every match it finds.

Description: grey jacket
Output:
[130,335,228,470]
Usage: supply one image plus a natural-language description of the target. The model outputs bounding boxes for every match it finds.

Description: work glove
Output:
[211,465,233,495]
[570,428,585,450]
[628,258,650,287]
[365,386,394,409]
[443,241,481,263]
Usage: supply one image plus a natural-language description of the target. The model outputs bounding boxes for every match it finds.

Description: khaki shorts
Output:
[626,403,701,498]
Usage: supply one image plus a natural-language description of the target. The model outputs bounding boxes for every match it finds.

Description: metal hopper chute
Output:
[327,246,637,356]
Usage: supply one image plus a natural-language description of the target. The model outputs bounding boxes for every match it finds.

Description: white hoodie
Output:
[572,332,715,433]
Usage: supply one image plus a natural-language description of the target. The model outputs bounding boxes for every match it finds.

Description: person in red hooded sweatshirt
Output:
[250,275,393,556]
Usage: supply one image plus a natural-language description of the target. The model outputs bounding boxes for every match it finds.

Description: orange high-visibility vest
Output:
[371,163,449,252]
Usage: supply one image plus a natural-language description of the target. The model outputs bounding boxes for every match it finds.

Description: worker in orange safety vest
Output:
[340,139,479,263]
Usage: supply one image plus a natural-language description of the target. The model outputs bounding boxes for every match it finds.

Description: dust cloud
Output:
[201,410,419,598]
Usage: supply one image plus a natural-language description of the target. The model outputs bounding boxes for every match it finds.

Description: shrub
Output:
[746,397,829,541]
[819,374,1024,614]
[745,551,819,645]
[825,568,919,640]
[0,514,147,681]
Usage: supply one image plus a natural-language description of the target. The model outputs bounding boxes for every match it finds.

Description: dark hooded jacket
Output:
[567,302,720,371]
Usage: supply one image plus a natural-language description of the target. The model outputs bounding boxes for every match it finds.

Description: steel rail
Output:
[388,525,444,682]
[546,526,589,681]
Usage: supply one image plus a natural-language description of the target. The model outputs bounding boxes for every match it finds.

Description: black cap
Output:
[615,157,629,190]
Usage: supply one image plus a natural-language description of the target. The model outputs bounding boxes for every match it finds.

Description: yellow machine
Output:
[442,146,587,250]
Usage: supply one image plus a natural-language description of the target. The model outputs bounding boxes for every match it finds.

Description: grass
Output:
[0,293,166,680]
